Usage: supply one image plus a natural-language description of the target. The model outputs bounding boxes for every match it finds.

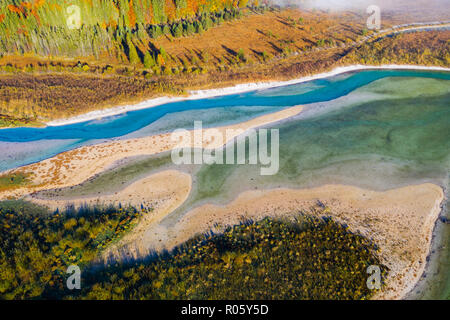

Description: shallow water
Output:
[2,69,449,299]
[176,75,450,299]
[186,77,450,205]
[1,69,449,171]
[407,202,450,300]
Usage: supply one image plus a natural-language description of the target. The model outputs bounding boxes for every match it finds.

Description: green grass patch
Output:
[0,114,43,128]
[0,172,31,191]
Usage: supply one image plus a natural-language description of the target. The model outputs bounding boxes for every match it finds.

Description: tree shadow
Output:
[221,44,237,56]
[268,41,283,53]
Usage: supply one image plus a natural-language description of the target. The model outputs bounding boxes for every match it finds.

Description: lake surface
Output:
[1,69,449,299]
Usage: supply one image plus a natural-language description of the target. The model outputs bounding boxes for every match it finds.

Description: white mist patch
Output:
[272,0,374,11]
[272,0,450,21]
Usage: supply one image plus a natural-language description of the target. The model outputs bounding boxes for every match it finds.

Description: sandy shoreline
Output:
[101,182,443,300]
[25,164,445,299]
[27,169,191,212]
[2,106,446,300]
[0,105,304,200]
[44,64,450,127]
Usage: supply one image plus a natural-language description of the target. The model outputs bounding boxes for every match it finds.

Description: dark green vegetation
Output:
[0,200,146,299]
[0,0,261,60]
[0,199,386,300]
[0,1,270,126]
[74,216,385,300]
[0,114,43,128]
[0,172,31,192]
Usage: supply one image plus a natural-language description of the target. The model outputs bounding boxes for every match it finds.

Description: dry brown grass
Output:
[153,8,364,66]
[0,73,184,121]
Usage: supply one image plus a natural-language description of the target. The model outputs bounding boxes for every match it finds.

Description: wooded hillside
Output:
[0,0,262,58]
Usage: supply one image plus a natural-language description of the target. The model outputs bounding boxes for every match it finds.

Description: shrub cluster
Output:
[74,215,386,300]
[0,201,146,299]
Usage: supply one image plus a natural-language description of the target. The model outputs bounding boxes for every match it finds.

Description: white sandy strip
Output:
[107,183,443,300]
[46,64,450,126]
[30,170,192,266]
[27,169,191,212]
[0,105,304,200]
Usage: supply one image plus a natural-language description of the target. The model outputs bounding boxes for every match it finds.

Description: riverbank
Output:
[44,64,450,127]
[103,182,444,300]
[0,105,304,199]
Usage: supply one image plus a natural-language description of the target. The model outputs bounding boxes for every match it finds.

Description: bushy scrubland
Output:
[0,200,385,300]
[0,200,146,299]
